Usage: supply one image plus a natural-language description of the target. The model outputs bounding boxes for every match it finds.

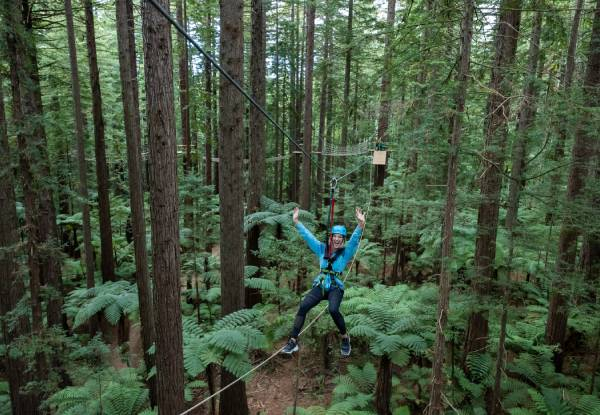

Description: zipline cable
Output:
[179,164,374,415]
[145,0,330,180]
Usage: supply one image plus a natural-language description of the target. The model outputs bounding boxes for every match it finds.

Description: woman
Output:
[282,206,366,356]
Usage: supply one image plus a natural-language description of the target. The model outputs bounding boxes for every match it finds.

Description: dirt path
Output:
[246,348,350,414]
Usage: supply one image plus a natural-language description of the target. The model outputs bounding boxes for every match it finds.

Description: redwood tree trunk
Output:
[375,354,392,415]
[375,0,396,188]
[218,0,249,413]
[65,0,95,291]
[7,0,63,329]
[300,0,315,210]
[546,0,584,224]
[546,0,600,372]
[338,0,353,208]
[84,0,116,283]
[142,0,185,412]
[246,0,267,308]
[464,0,521,364]
[427,0,474,412]
[204,10,213,187]
[316,11,332,217]
[115,0,156,404]
[0,78,40,415]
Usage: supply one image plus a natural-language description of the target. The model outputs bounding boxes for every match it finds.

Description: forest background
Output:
[1,0,600,413]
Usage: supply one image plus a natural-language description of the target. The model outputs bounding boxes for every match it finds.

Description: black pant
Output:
[291,285,346,338]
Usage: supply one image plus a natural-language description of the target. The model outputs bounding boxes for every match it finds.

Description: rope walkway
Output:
[180,166,374,415]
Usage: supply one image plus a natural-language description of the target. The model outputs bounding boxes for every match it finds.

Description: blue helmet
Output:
[331,225,347,237]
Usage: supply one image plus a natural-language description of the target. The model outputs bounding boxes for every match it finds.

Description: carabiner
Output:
[330,177,338,190]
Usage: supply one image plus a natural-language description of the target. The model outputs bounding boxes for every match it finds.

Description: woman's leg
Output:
[290,286,324,338]
[327,287,346,335]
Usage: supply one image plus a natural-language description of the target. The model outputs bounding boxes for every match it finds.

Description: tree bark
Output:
[427,0,474,412]
[115,0,157,404]
[6,0,64,329]
[142,0,185,412]
[490,10,543,412]
[0,77,41,415]
[218,0,249,413]
[375,354,392,415]
[65,0,95,291]
[316,11,332,218]
[546,0,600,372]
[546,0,584,224]
[176,0,193,229]
[505,9,542,236]
[246,0,267,308]
[464,0,521,364]
[338,0,354,207]
[177,0,191,175]
[83,0,116,283]
[300,1,315,210]
[375,0,396,187]
[204,10,213,187]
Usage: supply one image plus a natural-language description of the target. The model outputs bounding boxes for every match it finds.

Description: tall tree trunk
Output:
[142,0,185,412]
[116,0,156,404]
[546,0,600,372]
[274,3,282,200]
[65,0,95,291]
[0,78,41,415]
[204,10,213,187]
[7,0,64,329]
[427,0,474,412]
[315,11,331,218]
[338,0,353,208]
[287,1,298,203]
[5,0,43,335]
[218,0,249,413]
[5,2,55,408]
[84,0,116,283]
[546,0,584,224]
[375,354,392,415]
[505,10,542,236]
[300,1,315,210]
[490,10,543,413]
[177,0,191,174]
[176,0,193,229]
[246,0,266,308]
[375,0,396,187]
[464,0,521,364]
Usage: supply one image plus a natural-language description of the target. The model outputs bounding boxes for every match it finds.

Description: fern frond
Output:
[244,277,276,291]
[222,353,252,378]
[208,329,246,354]
[213,309,262,330]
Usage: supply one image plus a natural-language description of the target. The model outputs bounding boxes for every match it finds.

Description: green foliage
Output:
[46,368,149,415]
[344,284,433,357]
[64,280,138,328]
[182,309,266,379]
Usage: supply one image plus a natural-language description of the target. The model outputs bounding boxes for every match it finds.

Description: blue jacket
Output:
[295,222,363,291]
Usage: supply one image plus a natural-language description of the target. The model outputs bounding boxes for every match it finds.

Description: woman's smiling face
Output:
[331,234,345,250]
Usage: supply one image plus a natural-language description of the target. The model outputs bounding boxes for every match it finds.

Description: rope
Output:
[144,0,330,181]
[179,166,374,415]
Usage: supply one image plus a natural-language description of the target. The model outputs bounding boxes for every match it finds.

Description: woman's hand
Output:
[293,207,300,225]
[356,207,366,228]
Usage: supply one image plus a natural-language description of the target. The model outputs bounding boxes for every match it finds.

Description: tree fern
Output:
[65,281,138,329]
[46,368,150,415]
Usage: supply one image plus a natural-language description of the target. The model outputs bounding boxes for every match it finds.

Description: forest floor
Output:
[246,344,348,414]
